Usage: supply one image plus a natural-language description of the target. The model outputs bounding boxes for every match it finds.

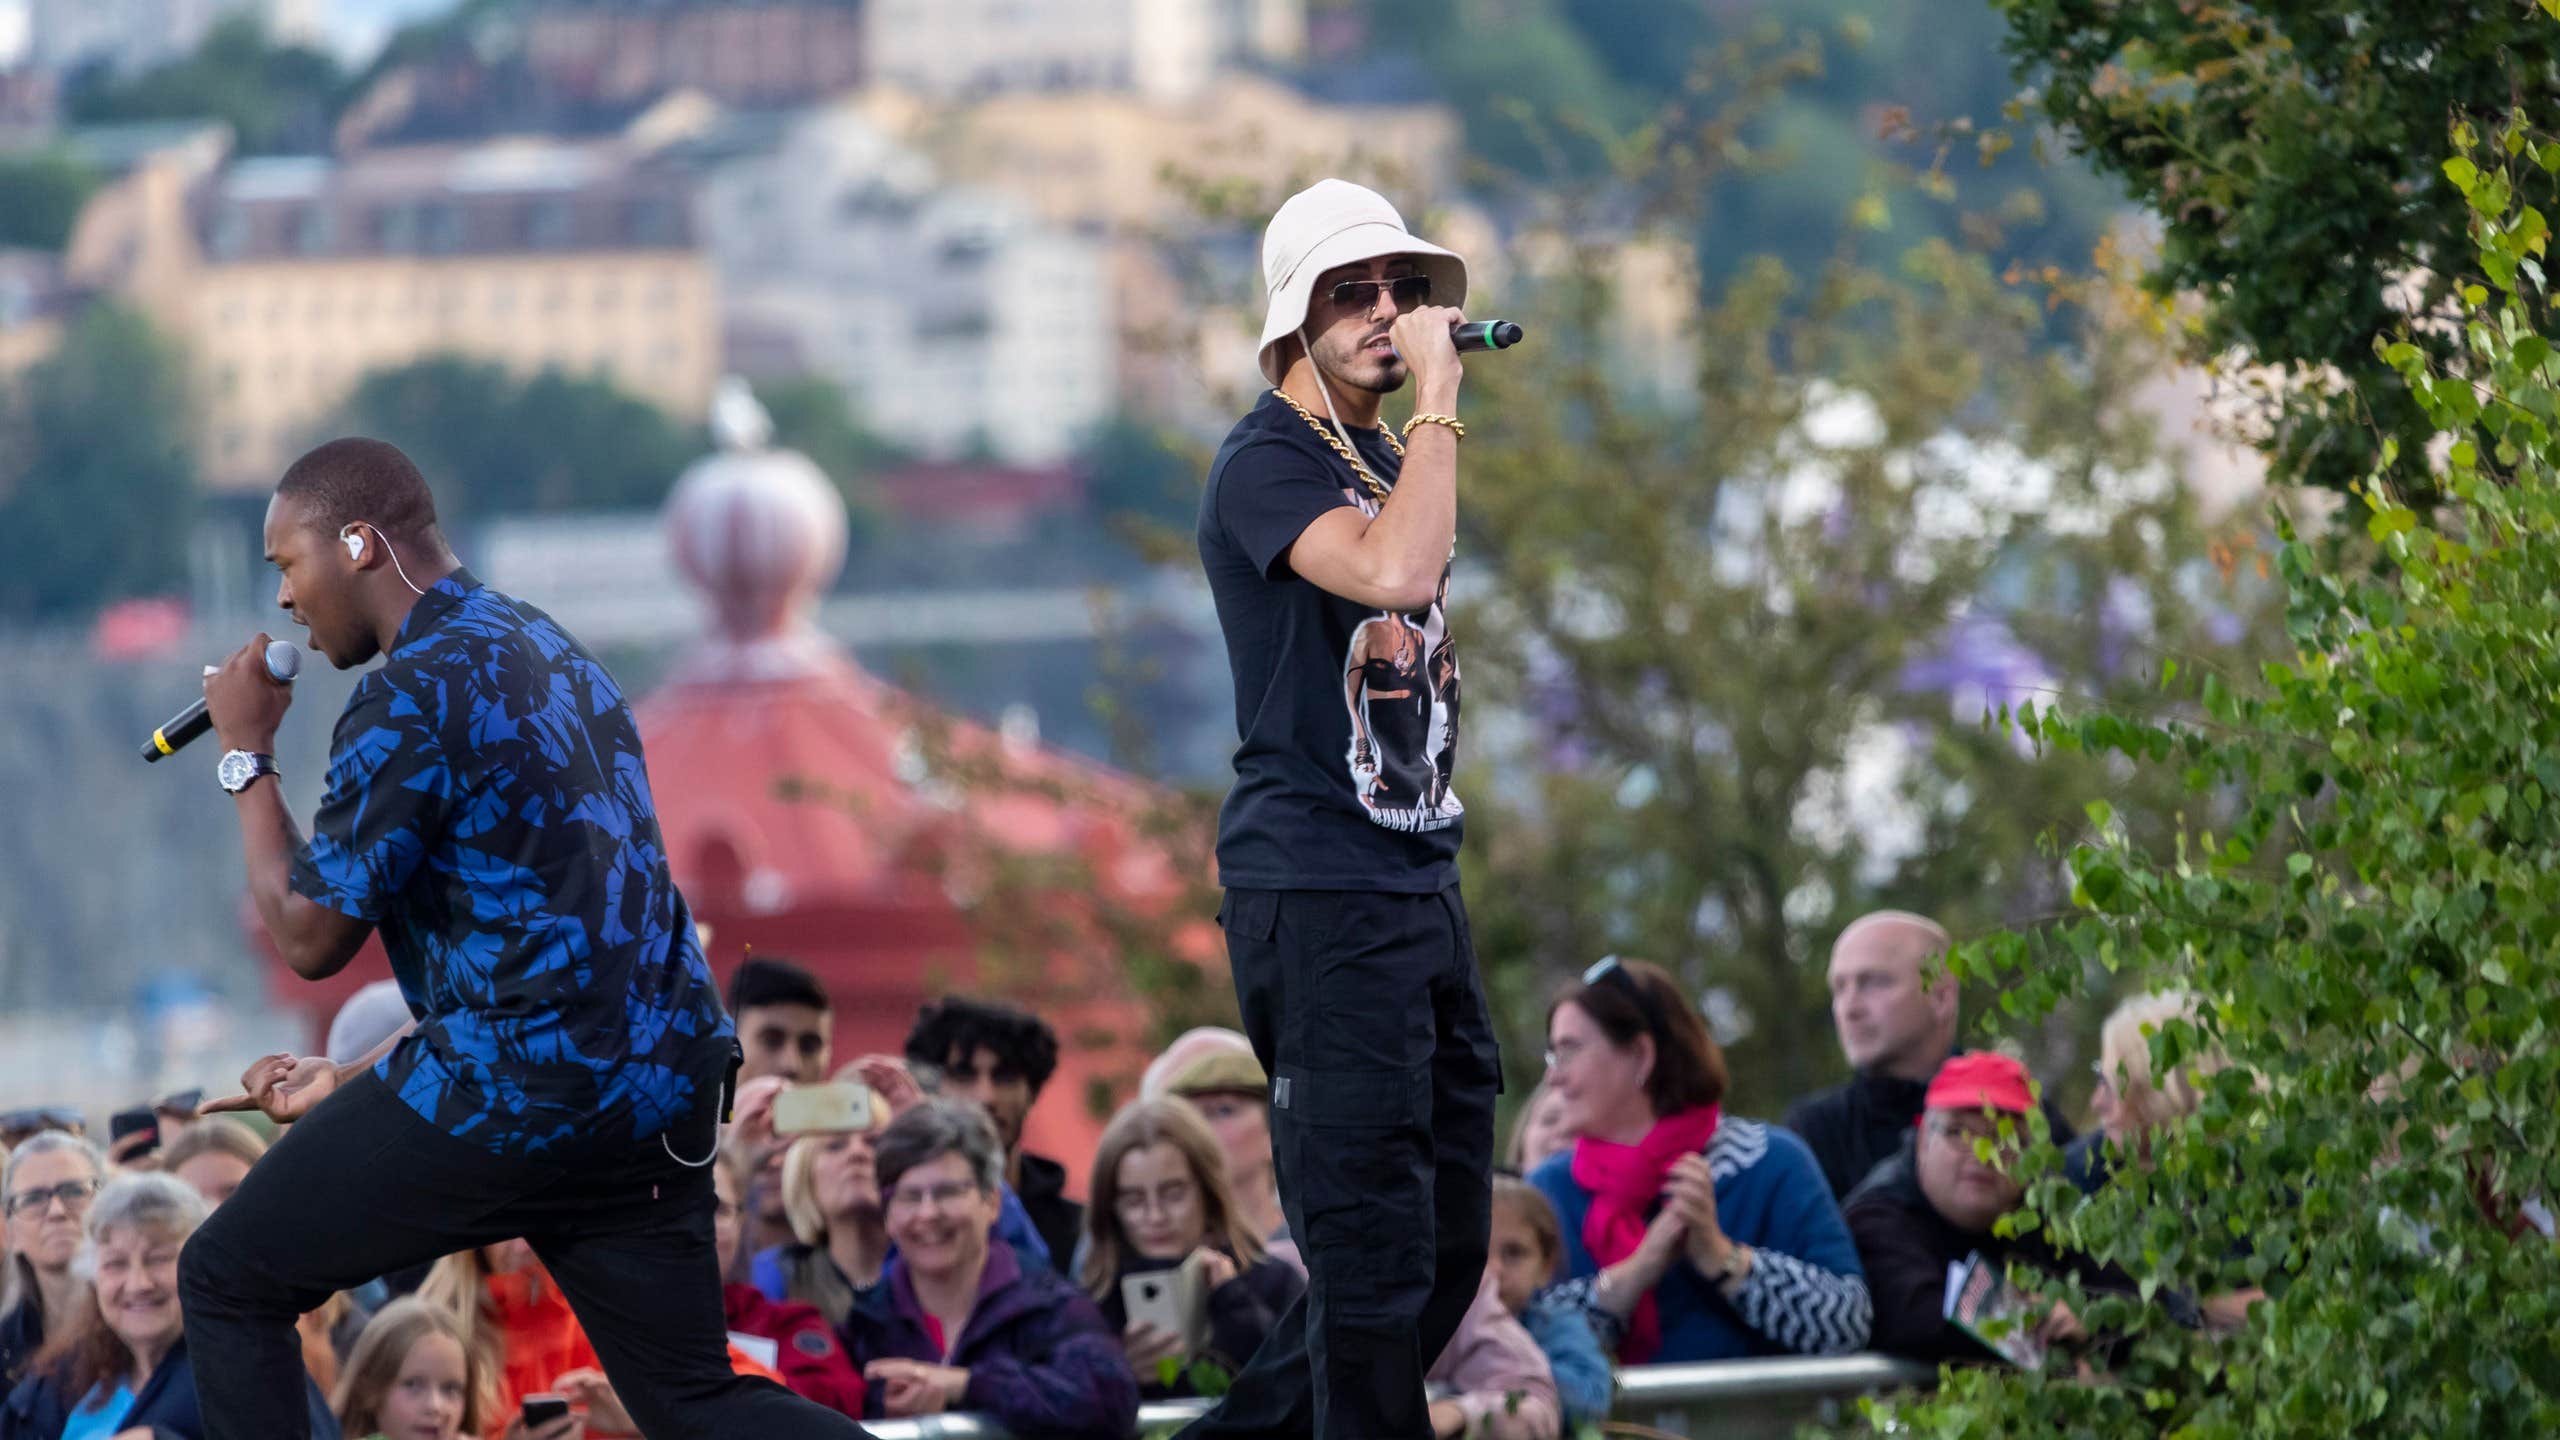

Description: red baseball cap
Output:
[1923,1051,2036,1117]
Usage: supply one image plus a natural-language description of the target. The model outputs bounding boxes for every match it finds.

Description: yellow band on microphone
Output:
[152,729,174,757]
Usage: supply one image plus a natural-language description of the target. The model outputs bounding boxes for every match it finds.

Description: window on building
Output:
[423,204,463,254]
[210,206,249,261]
[626,197,678,247]
[294,206,335,256]
[528,198,574,250]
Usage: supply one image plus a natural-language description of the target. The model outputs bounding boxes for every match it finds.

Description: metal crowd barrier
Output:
[862,1353,1939,1439]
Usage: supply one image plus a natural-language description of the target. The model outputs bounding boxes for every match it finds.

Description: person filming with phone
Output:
[1079,1099,1303,1400]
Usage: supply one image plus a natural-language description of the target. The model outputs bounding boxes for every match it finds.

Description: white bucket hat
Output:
[1257,179,1468,385]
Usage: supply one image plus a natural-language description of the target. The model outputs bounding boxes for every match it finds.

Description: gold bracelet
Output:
[1401,413,1465,441]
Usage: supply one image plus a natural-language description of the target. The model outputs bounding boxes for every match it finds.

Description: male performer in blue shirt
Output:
[188,437,870,1440]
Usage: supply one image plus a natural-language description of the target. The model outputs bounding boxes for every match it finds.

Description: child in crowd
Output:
[1487,1178,1613,1429]
[413,1244,596,1440]
[332,1298,482,1440]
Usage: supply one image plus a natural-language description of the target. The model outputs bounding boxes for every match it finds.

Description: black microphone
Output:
[142,641,301,763]
[1453,320,1524,353]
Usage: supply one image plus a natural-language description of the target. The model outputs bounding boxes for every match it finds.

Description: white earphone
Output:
[341,522,427,597]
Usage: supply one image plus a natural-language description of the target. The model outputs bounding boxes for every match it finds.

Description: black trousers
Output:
[178,1062,871,1440]
[1178,885,1501,1440]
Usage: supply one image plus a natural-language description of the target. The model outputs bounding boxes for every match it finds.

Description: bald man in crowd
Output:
[1783,912,2075,1199]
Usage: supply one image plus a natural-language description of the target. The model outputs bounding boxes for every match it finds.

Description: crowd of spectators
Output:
[0,927,2243,1437]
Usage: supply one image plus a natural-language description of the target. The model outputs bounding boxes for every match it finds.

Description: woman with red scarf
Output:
[1527,958,1871,1363]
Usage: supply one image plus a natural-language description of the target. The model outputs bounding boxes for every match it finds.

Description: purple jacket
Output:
[841,1240,1138,1440]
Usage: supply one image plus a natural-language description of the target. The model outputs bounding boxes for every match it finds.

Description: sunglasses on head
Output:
[1582,955,1660,1032]
[1328,275,1432,311]
[0,1107,82,1137]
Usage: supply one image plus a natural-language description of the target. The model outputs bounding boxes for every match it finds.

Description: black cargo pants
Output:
[1177,884,1501,1440]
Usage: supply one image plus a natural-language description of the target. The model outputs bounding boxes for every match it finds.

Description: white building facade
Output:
[866,0,1301,103]
[28,0,320,75]
[694,105,1113,466]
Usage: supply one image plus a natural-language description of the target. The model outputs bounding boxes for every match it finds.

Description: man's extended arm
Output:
[204,633,372,980]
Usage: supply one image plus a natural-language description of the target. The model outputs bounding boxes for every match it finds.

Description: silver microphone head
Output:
[263,640,302,683]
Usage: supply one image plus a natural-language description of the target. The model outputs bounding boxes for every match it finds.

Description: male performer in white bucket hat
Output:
[1185,179,1498,1439]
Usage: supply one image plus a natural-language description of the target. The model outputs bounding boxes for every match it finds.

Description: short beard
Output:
[1314,333,1409,396]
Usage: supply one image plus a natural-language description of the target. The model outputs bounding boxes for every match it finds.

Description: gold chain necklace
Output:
[1272,387,1402,505]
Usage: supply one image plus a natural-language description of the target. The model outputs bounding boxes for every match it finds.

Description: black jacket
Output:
[0,1336,338,1440]
[1097,1251,1304,1398]
[1842,1136,2173,1367]
[1016,1151,1086,1276]
[0,1300,41,1387]
[1785,1067,2078,1201]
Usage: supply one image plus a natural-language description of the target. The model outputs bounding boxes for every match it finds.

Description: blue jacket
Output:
[1531,1117,1872,1362]
[1521,1289,1613,1425]
[841,1241,1136,1440]
[0,1337,337,1440]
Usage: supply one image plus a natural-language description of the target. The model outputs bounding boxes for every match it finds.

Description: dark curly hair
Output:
[903,996,1060,1097]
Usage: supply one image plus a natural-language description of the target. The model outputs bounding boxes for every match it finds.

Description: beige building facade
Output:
[65,137,717,492]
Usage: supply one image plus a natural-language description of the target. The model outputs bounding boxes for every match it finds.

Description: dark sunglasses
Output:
[1329,275,1431,311]
[0,1107,83,1137]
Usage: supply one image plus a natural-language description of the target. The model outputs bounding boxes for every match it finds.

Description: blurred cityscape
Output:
[0,0,2261,1118]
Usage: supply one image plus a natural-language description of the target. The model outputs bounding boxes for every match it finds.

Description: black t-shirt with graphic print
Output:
[1198,390,1463,892]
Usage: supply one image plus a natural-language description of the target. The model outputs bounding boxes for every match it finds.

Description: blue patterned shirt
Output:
[290,570,733,1155]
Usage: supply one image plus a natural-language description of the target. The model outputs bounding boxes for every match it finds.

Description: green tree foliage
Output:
[1992,1,2560,500]
[1451,241,2268,1112]
[0,307,198,622]
[0,150,103,251]
[1079,412,1205,537]
[1356,0,2116,285]
[66,15,348,155]
[1888,108,2560,1438]
[329,357,696,522]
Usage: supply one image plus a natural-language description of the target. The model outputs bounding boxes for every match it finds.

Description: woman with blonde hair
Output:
[332,1298,483,1440]
[159,1119,371,1392]
[2067,990,2229,1192]
[0,1174,334,1438]
[1079,1098,1302,1399]
[748,1117,892,1328]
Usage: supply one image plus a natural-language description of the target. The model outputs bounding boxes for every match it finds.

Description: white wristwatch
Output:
[217,749,279,794]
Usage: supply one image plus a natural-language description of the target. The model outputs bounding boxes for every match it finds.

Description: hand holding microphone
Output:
[1390,305,1472,401]
[144,634,300,762]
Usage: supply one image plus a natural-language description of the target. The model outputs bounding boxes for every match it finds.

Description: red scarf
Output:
[1569,1104,1720,1363]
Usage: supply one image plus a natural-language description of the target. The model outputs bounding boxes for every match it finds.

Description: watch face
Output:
[218,752,255,791]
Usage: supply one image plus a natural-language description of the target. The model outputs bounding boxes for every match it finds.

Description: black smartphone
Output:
[519,1394,570,1429]
[109,1107,158,1157]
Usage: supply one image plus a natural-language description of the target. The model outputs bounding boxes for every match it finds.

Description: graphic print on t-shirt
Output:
[1339,485,1463,834]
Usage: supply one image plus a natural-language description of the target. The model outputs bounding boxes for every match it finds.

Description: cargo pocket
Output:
[1272,1061,1435,1325]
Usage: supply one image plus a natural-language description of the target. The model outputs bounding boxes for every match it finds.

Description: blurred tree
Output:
[1993,0,2560,500]
[1450,240,2275,1113]
[1078,412,1205,538]
[1355,0,2117,290]
[0,150,103,251]
[0,306,198,622]
[66,15,347,155]
[754,375,895,547]
[329,357,695,522]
